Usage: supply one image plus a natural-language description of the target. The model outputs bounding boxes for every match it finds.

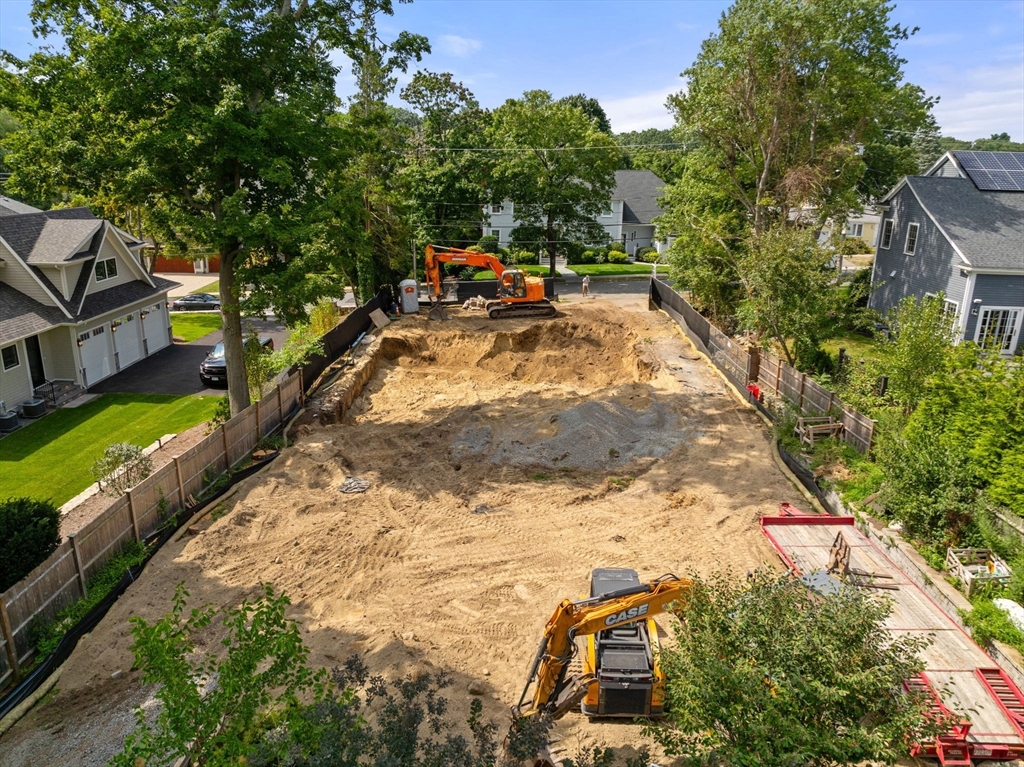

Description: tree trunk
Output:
[219,251,250,416]
[546,214,557,278]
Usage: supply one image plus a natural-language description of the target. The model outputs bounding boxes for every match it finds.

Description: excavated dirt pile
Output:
[1,302,803,767]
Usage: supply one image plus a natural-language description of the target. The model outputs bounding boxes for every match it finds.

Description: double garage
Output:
[77,302,171,387]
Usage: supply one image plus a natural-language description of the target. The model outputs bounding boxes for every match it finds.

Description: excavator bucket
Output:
[428,302,450,321]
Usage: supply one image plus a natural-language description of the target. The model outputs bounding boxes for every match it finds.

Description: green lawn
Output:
[192,279,220,294]
[822,331,884,364]
[569,262,655,276]
[171,312,223,343]
[0,393,220,506]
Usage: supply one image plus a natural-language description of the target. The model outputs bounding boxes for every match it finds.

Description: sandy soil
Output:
[1,299,804,766]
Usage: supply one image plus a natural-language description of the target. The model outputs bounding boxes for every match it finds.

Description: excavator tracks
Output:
[486,301,557,320]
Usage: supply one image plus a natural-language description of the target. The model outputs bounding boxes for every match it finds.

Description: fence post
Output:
[827,391,835,413]
[299,369,305,405]
[775,357,783,395]
[255,399,262,440]
[277,383,284,427]
[0,597,20,683]
[222,423,230,469]
[175,456,187,509]
[127,489,141,541]
[798,373,806,413]
[867,419,878,453]
[70,534,88,599]
[746,347,760,384]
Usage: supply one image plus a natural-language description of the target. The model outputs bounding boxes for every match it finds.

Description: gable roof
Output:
[0,282,67,344]
[0,208,103,264]
[904,175,1024,271]
[612,170,666,225]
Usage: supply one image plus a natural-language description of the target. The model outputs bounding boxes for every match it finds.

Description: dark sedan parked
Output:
[200,336,274,386]
[171,292,220,311]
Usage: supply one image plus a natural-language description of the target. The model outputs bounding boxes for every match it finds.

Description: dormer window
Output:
[491,204,504,215]
[95,257,118,282]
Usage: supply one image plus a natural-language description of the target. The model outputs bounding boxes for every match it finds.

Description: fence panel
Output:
[76,497,134,582]
[178,432,227,502]
[0,627,10,689]
[801,378,835,416]
[2,543,79,664]
[131,463,184,538]
[280,374,302,415]
[842,408,876,453]
[259,390,282,437]
[225,406,259,466]
[757,350,783,396]
[707,326,750,390]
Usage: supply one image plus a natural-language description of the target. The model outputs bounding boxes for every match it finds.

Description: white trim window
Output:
[846,222,864,238]
[1,344,19,371]
[880,219,894,249]
[602,204,614,217]
[975,307,1022,354]
[491,229,501,240]
[943,299,959,332]
[904,223,919,255]
[490,204,504,215]
[95,257,119,282]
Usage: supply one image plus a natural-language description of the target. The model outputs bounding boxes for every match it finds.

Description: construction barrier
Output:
[649,278,876,453]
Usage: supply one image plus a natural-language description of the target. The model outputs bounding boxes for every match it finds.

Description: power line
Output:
[418,142,691,153]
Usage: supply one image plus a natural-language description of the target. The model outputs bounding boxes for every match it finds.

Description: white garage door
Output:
[114,313,143,367]
[142,303,170,353]
[79,325,112,386]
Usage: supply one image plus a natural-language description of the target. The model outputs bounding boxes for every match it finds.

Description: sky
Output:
[1,0,1022,141]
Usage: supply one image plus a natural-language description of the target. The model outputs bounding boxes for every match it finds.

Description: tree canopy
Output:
[488,90,619,275]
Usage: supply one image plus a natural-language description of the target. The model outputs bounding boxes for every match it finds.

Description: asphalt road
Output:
[89,317,289,396]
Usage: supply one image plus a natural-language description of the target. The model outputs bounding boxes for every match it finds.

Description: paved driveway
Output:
[90,317,289,396]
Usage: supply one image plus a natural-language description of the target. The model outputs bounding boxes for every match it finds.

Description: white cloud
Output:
[438,34,482,57]
[602,85,680,133]
[934,60,1024,140]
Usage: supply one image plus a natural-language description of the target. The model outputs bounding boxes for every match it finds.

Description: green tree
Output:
[736,225,838,366]
[3,0,370,415]
[558,93,612,134]
[668,0,934,234]
[616,127,690,183]
[0,109,19,174]
[113,584,322,767]
[880,293,957,411]
[648,571,943,766]
[489,91,619,276]
[401,71,491,251]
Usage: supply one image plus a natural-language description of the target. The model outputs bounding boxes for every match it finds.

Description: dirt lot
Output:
[1,299,803,766]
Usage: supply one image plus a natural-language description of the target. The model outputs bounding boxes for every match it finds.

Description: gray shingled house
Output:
[0,197,178,412]
[484,169,668,257]
[869,151,1024,356]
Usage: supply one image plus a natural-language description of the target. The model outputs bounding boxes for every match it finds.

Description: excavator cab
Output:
[581,568,666,717]
[500,269,528,299]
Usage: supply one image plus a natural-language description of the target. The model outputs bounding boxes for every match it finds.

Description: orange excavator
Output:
[424,244,557,321]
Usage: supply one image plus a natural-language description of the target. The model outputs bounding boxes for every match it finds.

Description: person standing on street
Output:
[582,274,591,297]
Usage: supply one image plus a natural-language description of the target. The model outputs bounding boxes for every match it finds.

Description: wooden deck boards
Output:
[762,517,1024,750]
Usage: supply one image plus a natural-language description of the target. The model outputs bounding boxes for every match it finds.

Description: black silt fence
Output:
[298,290,389,388]
[650,278,712,355]
[454,278,556,301]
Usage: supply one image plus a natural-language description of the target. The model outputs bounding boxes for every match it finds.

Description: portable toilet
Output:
[400,279,419,314]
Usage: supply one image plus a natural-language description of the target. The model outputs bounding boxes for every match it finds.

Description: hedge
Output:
[0,498,61,592]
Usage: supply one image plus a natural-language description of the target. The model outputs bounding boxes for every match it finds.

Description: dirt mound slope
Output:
[1,301,802,766]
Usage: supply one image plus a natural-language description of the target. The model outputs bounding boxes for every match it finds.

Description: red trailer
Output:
[761,513,1024,764]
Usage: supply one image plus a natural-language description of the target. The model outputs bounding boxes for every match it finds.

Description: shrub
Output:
[476,234,499,253]
[512,249,539,265]
[636,246,660,263]
[307,300,340,337]
[835,236,873,255]
[243,329,274,399]
[567,249,599,265]
[560,241,587,264]
[607,250,630,264]
[0,498,61,591]
[92,442,154,496]
[459,267,480,280]
[608,241,626,253]
[464,244,484,254]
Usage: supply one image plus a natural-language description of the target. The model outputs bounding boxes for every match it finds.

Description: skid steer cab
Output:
[581,568,666,717]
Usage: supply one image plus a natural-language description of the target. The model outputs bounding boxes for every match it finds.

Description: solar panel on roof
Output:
[953,150,1024,191]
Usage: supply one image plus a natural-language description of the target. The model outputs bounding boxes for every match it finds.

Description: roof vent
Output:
[890,270,898,278]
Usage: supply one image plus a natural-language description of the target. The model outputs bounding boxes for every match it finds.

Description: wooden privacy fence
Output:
[0,371,304,690]
[649,278,876,454]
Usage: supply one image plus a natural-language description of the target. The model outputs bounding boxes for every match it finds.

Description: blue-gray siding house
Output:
[869,151,1024,356]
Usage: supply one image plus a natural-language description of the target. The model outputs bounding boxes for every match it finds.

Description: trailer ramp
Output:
[761,515,1024,763]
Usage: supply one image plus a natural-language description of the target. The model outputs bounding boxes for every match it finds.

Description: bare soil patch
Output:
[2,301,802,766]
